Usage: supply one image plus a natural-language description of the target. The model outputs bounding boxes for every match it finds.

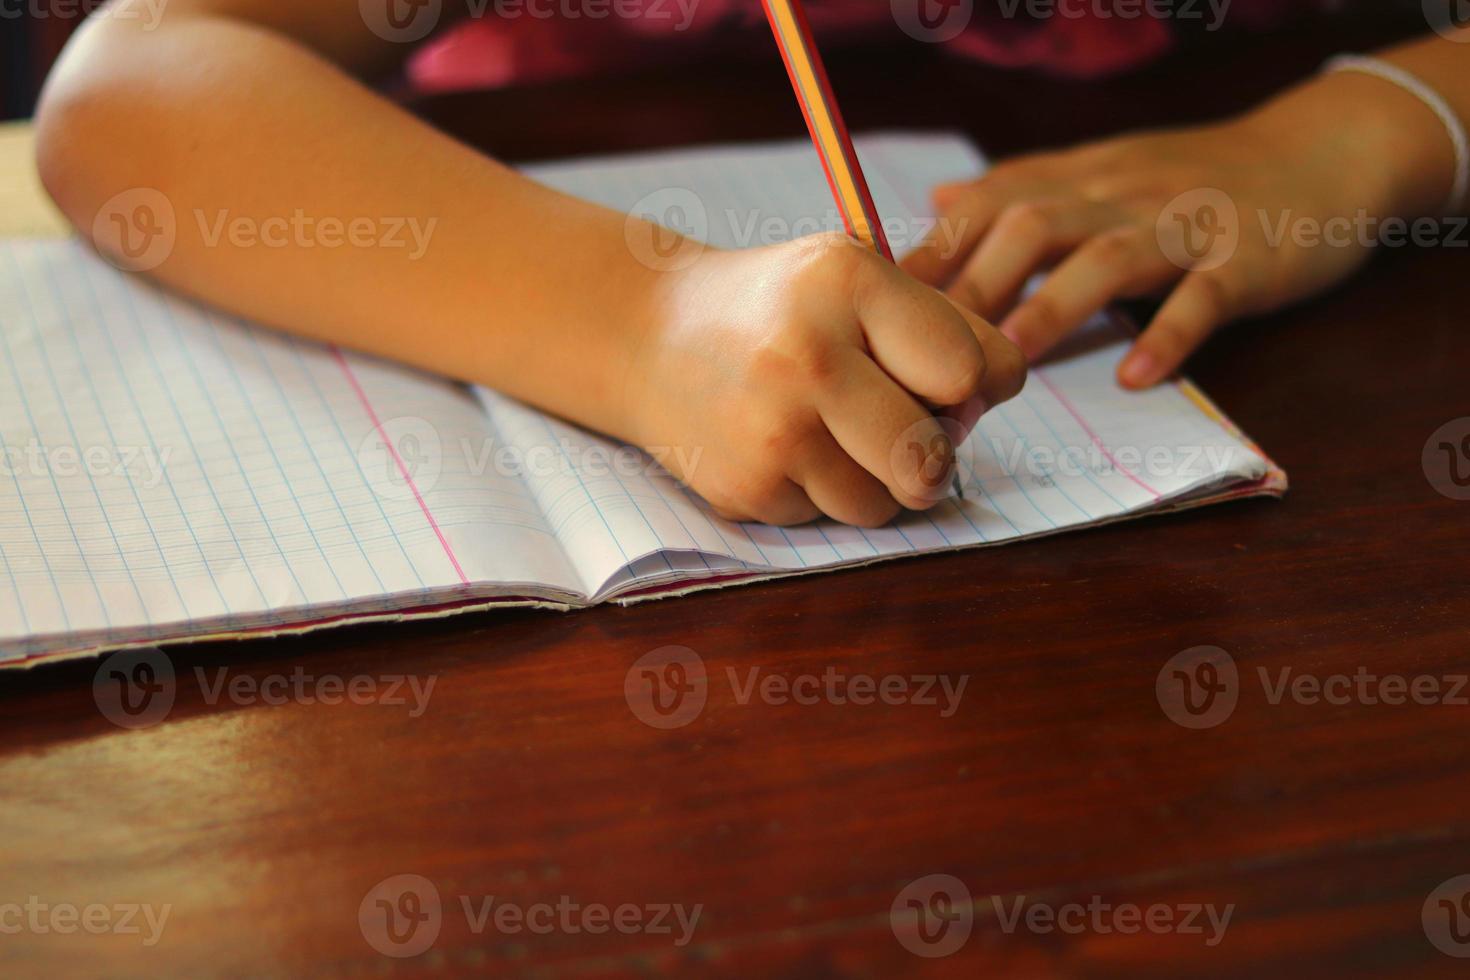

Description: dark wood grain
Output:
[4,11,1469,978]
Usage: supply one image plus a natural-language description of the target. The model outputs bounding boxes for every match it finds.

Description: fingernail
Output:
[999,311,1026,347]
[999,313,1041,364]
[948,393,989,436]
[1119,350,1158,388]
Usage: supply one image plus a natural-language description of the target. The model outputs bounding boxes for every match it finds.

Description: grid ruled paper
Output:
[0,133,1281,662]
[0,240,582,660]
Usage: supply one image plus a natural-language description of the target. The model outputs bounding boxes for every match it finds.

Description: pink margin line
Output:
[330,346,469,585]
[1034,368,1162,500]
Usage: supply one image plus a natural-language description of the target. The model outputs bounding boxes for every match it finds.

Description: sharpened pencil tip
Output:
[953,475,964,499]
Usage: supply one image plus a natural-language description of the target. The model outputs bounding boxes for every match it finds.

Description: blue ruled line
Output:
[0,248,109,627]
[110,273,272,609]
[198,313,346,601]
[36,247,193,621]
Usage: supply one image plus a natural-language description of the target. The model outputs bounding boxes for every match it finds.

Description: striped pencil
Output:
[759,0,964,499]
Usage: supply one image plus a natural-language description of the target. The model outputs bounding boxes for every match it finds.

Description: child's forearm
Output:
[1243,33,1470,221]
[36,10,668,441]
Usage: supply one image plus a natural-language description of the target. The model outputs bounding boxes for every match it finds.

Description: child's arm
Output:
[36,0,1024,527]
[903,32,1469,389]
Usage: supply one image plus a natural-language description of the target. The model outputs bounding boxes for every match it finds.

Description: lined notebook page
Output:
[509,134,1271,598]
[0,241,581,661]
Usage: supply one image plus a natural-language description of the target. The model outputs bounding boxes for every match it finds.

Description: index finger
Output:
[850,254,1027,412]
[898,185,997,289]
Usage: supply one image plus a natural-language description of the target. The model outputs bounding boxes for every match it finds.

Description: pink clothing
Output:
[408,0,1312,93]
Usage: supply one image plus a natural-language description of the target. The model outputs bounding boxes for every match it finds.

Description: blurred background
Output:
[2,12,72,119]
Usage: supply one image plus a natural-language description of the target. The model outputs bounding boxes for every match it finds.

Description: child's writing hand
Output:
[901,93,1425,389]
[630,233,1025,526]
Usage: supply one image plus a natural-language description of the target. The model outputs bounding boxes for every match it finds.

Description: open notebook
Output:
[0,133,1284,667]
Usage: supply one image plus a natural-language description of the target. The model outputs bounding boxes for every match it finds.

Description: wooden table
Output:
[4,14,1469,977]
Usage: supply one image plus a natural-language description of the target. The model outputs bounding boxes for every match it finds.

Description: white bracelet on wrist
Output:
[1323,54,1469,217]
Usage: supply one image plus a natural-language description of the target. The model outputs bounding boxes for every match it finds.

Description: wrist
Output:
[1240,67,1457,220]
[616,239,730,451]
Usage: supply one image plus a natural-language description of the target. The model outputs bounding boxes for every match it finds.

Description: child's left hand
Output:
[900,80,1442,388]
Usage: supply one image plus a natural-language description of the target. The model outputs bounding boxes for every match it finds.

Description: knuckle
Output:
[727,470,794,523]
[746,333,840,393]
[988,334,1028,402]
[1021,291,1064,334]
[851,493,902,528]
[756,420,807,464]
[999,342,1028,401]
[790,335,842,389]
[789,231,868,288]
[1191,271,1234,321]
[1087,228,1141,270]
[997,200,1053,240]
[939,345,987,405]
